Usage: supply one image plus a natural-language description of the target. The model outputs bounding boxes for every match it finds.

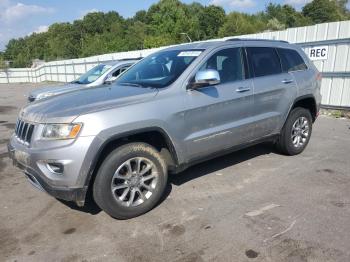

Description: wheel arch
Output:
[290,95,318,122]
[82,127,179,191]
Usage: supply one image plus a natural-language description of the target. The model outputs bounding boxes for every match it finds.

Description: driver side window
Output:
[200,48,244,84]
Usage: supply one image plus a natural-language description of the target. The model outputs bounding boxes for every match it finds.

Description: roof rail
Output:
[118,57,143,61]
[226,38,289,44]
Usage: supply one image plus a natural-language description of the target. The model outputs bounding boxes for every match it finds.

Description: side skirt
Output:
[170,134,279,174]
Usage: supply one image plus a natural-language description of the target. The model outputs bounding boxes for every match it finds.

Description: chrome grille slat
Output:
[20,123,27,140]
[18,121,24,137]
[15,121,19,135]
[27,125,34,144]
[15,119,20,133]
[24,124,30,141]
[17,121,21,135]
[15,119,35,145]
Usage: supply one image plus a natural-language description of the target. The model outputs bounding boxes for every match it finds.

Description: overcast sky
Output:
[0,0,342,51]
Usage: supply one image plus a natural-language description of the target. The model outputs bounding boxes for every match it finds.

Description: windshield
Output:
[74,64,112,84]
[116,50,203,88]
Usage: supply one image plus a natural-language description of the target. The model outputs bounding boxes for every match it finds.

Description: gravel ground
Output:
[1,83,350,262]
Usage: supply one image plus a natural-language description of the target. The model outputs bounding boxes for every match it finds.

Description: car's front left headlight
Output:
[41,123,82,140]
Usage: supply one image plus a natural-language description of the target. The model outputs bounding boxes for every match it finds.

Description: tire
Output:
[93,142,168,219]
[276,107,313,156]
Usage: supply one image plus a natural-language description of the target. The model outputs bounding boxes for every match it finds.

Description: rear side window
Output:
[112,69,121,77]
[112,66,129,77]
[247,47,282,77]
[277,48,308,72]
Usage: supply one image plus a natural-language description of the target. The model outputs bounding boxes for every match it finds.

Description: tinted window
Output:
[278,48,308,72]
[247,47,282,77]
[112,66,129,77]
[112,69,121,77]
[199,48,244,83]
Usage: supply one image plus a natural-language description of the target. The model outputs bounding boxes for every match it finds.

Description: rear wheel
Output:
[276,107,312,155]
[93,142,167,219]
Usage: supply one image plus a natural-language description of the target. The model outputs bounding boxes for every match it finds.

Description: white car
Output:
[28,59,140,102]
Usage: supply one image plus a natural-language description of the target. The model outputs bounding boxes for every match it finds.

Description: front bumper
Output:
[7,135,93,205]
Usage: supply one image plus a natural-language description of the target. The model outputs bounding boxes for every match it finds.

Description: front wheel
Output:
[276,107,313,156]
[93,142,168,219]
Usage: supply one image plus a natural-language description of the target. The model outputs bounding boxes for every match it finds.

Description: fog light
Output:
[46,162,64,174]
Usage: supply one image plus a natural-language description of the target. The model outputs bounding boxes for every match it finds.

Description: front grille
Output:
[15,119,35,145]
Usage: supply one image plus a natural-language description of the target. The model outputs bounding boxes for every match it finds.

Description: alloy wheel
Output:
[291,116,310,148]
[111,157,158,207]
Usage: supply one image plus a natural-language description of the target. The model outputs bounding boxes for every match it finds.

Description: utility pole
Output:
[180,33,192,43]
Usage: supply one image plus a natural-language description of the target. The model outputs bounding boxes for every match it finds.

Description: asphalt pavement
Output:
[1,83,350,262]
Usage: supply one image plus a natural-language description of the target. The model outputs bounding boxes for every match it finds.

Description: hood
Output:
[29,83,83,99]
[21,85,158,123]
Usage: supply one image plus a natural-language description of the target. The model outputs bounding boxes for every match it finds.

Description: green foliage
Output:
[219,12,266,37]
[0,55,8,71]
[3,0,349,67]
[198,5,226,39]
[302,0,348,24]
[46,23,81,60]
[144,34,174,48]
[267,18,286,31]
[266,3,312,28]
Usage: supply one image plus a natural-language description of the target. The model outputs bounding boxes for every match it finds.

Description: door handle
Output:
[236,87,251,93]
[282,79,293,84]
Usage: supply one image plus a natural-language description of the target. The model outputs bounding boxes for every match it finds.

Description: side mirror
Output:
[189,69,221,89]
[104,75,118,84]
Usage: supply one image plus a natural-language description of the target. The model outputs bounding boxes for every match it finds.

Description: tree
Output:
[125,21,148,50]
[198,5,226,40]
[266,3,311,28]
[46,23,80,60]
[302,0,347,24]
[133,10,149,24]
[143,34,174,48]
[4,38,32,67]
[147,0,192,42]
[267,18,286,31]
[0,56,10,83]
[2,0,349,68]
[334,0,350,17]
[81,12,107,35]
[219,12,266,37]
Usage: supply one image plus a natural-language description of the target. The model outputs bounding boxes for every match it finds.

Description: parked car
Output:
[28,59,140,102]
[8,39,321,219]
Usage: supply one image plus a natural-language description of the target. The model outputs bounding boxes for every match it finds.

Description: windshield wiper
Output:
[119,82,149,88]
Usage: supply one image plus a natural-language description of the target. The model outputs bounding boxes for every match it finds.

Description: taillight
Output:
[316,72,322,81]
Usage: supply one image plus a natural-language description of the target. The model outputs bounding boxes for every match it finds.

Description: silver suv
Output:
[28,59,139,102]
[8,39,321,219]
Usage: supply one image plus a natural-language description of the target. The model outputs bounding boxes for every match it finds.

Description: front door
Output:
[183,47,255,161]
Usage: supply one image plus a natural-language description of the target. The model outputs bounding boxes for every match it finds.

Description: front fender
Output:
[76,124,181,189]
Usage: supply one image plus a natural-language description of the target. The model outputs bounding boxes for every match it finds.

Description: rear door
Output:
[183,47,255,160]
[277,47,315,95]
[246,46,297,139]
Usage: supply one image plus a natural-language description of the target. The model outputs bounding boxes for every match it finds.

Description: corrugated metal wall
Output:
[0,48,164,84]
[1,20,349,108]
[231,21,350,108]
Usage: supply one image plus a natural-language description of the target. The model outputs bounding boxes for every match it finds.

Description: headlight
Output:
[37,93,54,100]
[42,123,82,140]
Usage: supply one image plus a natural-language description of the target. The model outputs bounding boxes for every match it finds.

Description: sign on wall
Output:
[308,46,328,61]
